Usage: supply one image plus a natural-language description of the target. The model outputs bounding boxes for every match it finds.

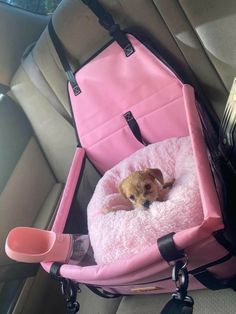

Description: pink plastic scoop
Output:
[5,227,72,263]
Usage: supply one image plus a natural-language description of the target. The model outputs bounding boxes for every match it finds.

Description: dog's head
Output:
[119,168,164,209]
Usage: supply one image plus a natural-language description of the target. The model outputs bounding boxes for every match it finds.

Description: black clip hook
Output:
[171,260,194,305]
[50,263,80,313]
[160,257,194,313]
[60,279,80,314]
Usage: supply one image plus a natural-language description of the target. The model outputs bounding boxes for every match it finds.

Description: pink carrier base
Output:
[41,36,234,294]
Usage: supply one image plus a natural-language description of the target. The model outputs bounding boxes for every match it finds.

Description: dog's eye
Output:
[129,195,135,201]
[144,184,151,191]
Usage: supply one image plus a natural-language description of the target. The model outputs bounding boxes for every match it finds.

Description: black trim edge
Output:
[214,230,236,256]
[194,270,236,290]
[86,285,121,298]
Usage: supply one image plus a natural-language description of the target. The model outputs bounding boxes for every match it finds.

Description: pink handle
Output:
[5,227,71,263]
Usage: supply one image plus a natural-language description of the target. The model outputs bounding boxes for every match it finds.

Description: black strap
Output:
[82,0,114,28]
[81,0,134,57]
[50,263,120,303]
[48,1,134,96]
[48,19,81,96]
[160,298,193,314]
[123,111,148,146]
[194,270,227,290]
[86,285,121,299]
[157,232,185,262]
[50,262,63,278]
[214,230,236,256]
[50,263,80,314]
[194,269,236,291]
[161,261,194,314]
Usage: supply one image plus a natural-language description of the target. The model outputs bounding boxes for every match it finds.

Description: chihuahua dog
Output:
[119,168,175,209]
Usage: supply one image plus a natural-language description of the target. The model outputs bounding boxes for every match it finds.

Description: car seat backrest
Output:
[156,0,236,119]
[0,95,63,281]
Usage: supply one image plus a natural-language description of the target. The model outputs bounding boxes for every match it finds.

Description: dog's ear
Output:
[145,168,164,185]
[118,180,127,199]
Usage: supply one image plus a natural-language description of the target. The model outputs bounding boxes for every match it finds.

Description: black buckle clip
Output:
[123,111,133,122]
[107,24,135,57]
[67,72,81,96]
[60,278,80,300]
[124,43,135,57]
[72,85,81,96]
[53,277,80,314]
[50,264,80,314]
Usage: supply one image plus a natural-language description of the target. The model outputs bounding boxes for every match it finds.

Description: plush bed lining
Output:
[87,136,203,265]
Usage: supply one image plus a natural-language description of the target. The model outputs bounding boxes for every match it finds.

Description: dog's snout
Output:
[143,200,150,208]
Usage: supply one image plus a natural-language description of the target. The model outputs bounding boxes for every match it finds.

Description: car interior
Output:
[0,0,236,313]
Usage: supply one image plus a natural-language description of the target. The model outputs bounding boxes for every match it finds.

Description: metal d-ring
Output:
[168,253,188,268]
[172,257,189,295]
[181,253,189,269]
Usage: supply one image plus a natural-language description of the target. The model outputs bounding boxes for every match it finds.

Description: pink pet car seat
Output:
[5,1,236,313]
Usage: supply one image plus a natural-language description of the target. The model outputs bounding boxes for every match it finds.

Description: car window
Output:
[0,0,61,15]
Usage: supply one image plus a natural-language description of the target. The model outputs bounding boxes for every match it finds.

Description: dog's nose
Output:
[143,200,150,208]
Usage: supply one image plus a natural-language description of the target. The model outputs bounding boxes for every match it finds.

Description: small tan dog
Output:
[119,168,175,209]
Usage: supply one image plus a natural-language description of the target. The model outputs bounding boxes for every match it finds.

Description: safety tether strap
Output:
[81,0,134,57]
[160,261,194,314]
[157,234,194,314]
[48,19,81,96]
[50,263,80,314]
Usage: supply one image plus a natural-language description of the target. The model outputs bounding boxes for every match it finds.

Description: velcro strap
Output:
[48,20,81,96]
[50,262,63,279]
[157,232,185,262]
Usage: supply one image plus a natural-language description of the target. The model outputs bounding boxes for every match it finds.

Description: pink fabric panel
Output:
[42,235,228,289]
[69,36,181,138]
[104,275,205,295]
[68,35,189,172]
[86,127,144,172]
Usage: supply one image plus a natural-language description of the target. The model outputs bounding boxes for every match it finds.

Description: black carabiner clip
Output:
[161,258,194,314]
[171,260,194,306]
[60,279,80,314]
